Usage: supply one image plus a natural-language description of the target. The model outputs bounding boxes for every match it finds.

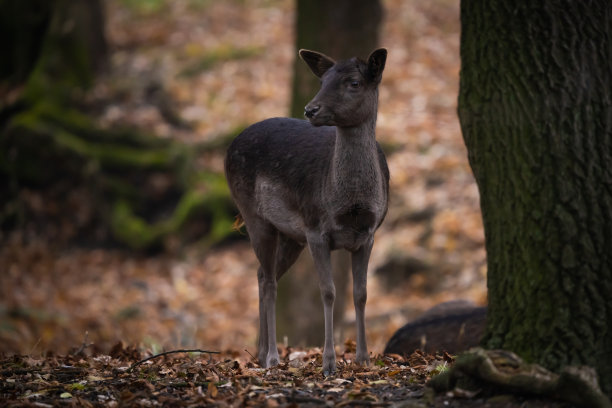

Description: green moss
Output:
[1,1,241,251]
[110,172,235,250]
[10,103,183,170]
[68,383,86,391]
[5,100,237,250]
[119,0,166,14]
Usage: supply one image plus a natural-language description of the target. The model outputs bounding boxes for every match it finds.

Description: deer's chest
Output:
[328,202,383,251]
[335,203,377,233]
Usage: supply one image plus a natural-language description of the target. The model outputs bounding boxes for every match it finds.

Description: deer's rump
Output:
[225,118,334,240]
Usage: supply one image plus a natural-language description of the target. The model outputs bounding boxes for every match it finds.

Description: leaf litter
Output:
[0,343,445,407]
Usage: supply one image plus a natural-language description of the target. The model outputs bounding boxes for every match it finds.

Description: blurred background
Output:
[0,0,486,356]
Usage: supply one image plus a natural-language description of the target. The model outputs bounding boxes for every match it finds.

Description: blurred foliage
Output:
[120,0,166,14]
[117,0,247,15]
[179,45,263,78]
[0,0,237,250]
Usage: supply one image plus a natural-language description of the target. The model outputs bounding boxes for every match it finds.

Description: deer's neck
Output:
[329,118,381,202]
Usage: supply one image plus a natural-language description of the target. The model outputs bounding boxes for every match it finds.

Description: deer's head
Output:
[300,48,387,128]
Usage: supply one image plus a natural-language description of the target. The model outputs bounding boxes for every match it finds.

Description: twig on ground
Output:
[28,338,42,356]
[73,331,93,356]
[244,348,258,364]
[128,349,220,372]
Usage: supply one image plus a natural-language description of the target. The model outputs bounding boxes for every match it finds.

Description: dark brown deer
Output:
[225,48,389,375]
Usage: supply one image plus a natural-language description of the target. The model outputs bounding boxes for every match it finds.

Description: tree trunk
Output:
[0,0,235,250]
[459,0,612,395]
[290,0,383,118]
[276,0,383,347]
[0,0,53,87]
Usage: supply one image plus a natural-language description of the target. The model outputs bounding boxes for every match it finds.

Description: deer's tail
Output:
[232,214,245,232]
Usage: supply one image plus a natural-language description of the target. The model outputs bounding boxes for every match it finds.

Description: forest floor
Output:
[0,0,576,406]
[0,346,573,407]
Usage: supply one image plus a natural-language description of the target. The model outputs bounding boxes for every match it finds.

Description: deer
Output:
[224,48,389,375]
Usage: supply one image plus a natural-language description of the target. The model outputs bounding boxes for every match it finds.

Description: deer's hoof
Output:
[266,355,280,368]
[356,352,370,366]
[322,353,336,376]
[323,367,336,377]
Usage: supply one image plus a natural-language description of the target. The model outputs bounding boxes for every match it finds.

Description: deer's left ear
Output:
[367,48,387,83]
[299,49,336,78]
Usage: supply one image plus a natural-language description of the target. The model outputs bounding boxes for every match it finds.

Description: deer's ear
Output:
[367,48,387,83]
[299,49,335,78]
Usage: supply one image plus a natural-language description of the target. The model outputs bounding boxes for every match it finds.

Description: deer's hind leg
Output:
[248,218,303,368]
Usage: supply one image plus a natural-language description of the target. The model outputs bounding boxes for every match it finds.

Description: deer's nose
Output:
[304,105,320,118]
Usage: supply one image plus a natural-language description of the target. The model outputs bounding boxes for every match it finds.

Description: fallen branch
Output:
[128,349,220,372]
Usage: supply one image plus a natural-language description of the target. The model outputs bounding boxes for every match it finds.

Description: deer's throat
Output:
[328,122,383,219]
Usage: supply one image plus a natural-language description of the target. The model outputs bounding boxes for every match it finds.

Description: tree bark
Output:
[459,0,612,394]
[276,0,383,347]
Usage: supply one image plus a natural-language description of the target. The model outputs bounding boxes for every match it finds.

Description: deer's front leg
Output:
[307,235,336,376]
[351,237,374,366]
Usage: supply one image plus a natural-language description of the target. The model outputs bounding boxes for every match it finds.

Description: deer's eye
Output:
[349,80,361,88]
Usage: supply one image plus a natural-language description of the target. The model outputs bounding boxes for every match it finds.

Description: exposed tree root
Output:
[430,347,612,408]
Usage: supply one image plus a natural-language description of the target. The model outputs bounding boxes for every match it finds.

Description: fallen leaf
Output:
[207,382,218,398]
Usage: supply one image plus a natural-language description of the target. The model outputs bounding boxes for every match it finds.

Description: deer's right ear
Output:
[299,49,335,78]
[367,48,387,83]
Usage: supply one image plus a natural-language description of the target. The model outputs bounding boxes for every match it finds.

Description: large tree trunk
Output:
[459,0,612,394]
[276,0,383,347]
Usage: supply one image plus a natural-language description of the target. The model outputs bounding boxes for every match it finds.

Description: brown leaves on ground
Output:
[0,346,576,407]
[1,345,446,407]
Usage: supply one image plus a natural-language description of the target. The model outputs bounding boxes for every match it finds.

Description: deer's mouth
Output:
[307,113,334,127]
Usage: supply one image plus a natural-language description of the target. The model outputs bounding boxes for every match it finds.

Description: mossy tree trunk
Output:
[276,0,383,347]
[0,0,235,250]
[459,0,612,395]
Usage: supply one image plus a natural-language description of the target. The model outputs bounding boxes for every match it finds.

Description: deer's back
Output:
[225,118,335,197]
